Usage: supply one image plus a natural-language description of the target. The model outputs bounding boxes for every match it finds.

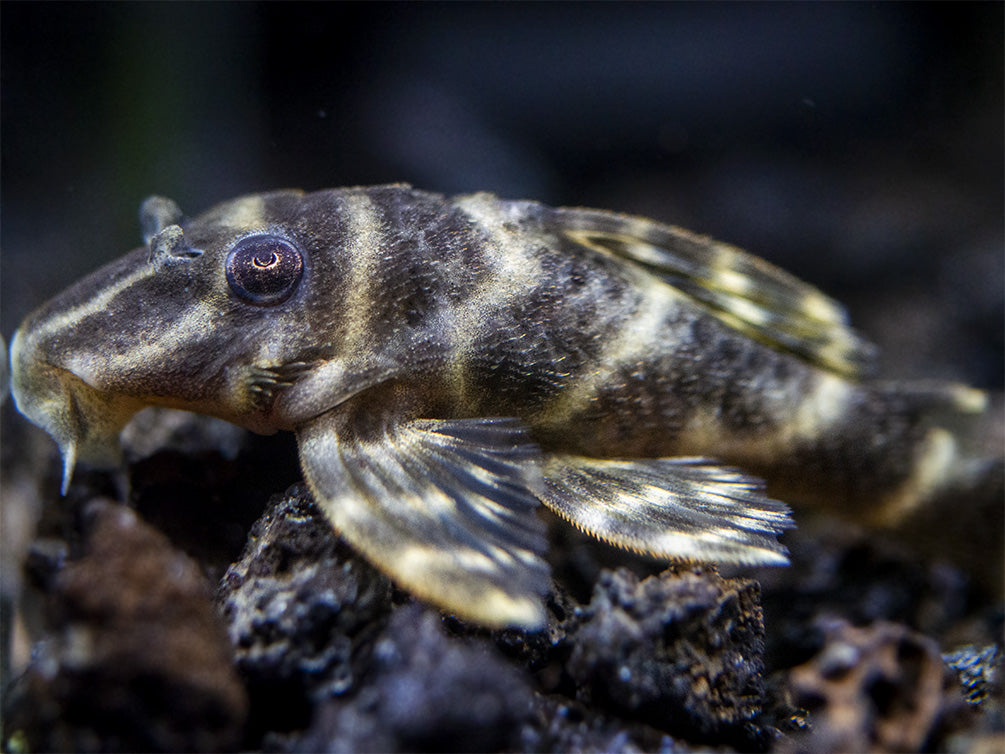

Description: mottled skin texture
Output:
[9,185,988,626]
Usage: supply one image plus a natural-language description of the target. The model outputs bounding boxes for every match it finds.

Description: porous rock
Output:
[217,484,393,736]
[293,604,536,753]
[783,618,972,753]
[2,499,247,752]
[564,564,769,747]
[522,693,680,753]
[752,519,990,672]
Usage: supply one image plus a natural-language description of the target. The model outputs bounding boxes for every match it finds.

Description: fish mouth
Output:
[9,329,145,493]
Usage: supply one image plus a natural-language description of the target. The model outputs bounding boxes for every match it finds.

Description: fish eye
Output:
[225,235,304,305]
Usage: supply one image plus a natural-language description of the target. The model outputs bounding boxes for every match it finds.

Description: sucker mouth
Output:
[10,330,145,493]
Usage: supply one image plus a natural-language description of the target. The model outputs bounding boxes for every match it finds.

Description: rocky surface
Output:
[2,498,247,752]
[2,436,1000,752]
[217,486,392,740]
[216,485,777,752]
[783,619,972,753]
[563,566,769,747]
[294,605,536,753]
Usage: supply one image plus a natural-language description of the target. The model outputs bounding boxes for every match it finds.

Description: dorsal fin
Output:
[555,207,876,379]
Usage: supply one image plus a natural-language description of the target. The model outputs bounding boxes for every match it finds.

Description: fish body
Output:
[9,185,989,627]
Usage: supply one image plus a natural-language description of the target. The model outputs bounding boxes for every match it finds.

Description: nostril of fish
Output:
[147,224,202,264]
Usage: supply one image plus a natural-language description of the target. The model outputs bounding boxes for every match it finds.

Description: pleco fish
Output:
[8,185,992,628]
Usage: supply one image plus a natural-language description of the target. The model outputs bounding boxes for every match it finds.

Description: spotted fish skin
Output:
[8,185,990,627]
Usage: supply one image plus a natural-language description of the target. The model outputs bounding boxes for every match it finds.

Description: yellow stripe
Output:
[450,194,547,408]
[62,300,220,389]
[217,195,267,232]
[29,263,158,345]
[339,193,386,353]
[29,195,268,350]
[870,428,959,526]
[535,276,681,428]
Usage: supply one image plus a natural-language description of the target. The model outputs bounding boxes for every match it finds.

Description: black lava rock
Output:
[294,604,536,753]
[3,500,247,753]
[217,484,392,739]
[564,564,770,749]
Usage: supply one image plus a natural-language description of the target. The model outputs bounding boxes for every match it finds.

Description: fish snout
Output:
[9,327,144,492]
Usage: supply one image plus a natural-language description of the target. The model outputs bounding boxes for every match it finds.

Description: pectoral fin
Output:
[540,455,794,566]
[296,415,550,628]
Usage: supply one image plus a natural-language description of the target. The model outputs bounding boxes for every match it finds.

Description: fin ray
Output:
[540,455,794,566]
[556,208,876,378]
[297,415,549,628]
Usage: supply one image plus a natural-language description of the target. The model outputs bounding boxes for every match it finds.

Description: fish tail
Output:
[867,381,991,523]
[758,377,996,524]
[879,384,1004,593]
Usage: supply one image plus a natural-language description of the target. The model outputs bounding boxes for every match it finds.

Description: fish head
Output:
[9,189,379,489]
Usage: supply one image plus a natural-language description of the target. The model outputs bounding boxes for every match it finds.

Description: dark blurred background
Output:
[2,2,1002,387]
